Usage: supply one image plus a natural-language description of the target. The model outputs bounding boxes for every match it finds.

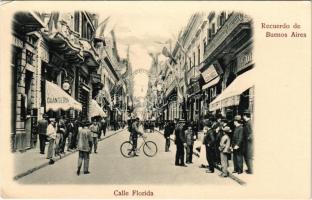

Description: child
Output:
[219,126,232,177]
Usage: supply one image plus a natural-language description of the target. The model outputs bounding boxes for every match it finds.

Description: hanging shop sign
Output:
[62,81,70,91]
[237,45,253,72]
[201,61,223,83]
[187,80,201,97]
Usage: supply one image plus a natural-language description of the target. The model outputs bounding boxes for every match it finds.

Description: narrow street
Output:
[18,129,236,185]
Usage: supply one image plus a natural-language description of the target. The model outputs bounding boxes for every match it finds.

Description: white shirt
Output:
[47,124,56,139]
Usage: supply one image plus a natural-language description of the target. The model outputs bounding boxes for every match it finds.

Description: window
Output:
[81,14,87,39]
[212,23,215,35]
[197,45,200,65]
[219,12,226,27]
[193,52,196,67]
[203,38,207,53]
[87,24,92,40]
[208,29,212,42]
[26,50,33,65]
[74,12,80,33]
[189,57,191,71]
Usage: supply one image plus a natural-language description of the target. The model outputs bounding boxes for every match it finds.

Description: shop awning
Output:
[89,99,107,118]
[209,69,255,111]
[46,81,82,111]
[202,76,220,90]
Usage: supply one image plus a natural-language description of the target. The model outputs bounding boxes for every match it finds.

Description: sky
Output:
[97,2,200,98]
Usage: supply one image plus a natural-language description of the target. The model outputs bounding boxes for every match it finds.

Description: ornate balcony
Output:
[202,13,251,71]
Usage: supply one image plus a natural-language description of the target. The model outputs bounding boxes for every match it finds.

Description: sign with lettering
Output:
[187,81,201,96]
[202,65,218,83]
[47,97,70,104]
[237,45,253,72]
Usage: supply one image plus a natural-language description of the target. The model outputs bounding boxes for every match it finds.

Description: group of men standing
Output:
[170,110,253,177]
[36,114,108,169]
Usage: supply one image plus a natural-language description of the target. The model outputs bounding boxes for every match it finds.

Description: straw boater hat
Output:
[234,115,242,122]
[82,120,91,127]
[222,126,232,133]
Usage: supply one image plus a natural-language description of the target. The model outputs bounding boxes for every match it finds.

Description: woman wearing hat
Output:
[219,126,232,177]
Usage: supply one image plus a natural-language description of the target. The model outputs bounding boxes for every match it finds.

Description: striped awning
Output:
[209,69,254,111]
[89,99,106,118]
[46,81,82,111]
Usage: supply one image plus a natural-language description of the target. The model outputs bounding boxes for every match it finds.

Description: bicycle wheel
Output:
[143,141,157,157]
[120,141,133,158]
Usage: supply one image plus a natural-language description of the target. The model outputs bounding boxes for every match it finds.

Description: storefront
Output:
[187,77,202,121]
[209,68,254,117]
[200,61,223,117]
[11,12,45,152]
[165,88,178,121]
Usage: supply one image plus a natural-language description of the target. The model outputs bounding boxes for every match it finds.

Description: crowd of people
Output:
[163,110,253,177]
[33,109,253,178]
[36,114,109,172]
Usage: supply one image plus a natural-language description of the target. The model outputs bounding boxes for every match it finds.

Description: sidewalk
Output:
[14,128,125,180]
[155,128,251,185]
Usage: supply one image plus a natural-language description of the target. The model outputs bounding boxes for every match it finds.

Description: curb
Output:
[155,129,246,186]
[13,129,125,181]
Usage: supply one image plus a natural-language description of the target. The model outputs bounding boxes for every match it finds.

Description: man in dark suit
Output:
[164,121,171,152]
[37,114,48,154]
[243,110,253,174]
[232,115,244,174]
[131,118,143,156]
[174,119,187,167]
[203,121,216,173]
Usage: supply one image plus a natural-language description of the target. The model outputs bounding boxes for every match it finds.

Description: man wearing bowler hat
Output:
[243,110,253,174]
[203,120,216,173]
[174,119,187,167]
[232,115,244,174]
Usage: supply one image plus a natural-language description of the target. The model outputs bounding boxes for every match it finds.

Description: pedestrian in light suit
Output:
[89,119,99,154]
[219,126,232,177]
[46,119,57,165]
[76,121,92,176]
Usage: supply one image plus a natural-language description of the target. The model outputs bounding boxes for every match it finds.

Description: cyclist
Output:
[130,117,144,156]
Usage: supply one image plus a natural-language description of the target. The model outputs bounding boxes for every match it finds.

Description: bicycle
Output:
[120,134,158,158]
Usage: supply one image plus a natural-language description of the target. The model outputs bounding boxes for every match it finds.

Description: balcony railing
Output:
[204,13,251,59]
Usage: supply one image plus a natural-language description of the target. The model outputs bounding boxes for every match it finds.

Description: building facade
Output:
[153,11,253,123]
[11,11,132,152]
